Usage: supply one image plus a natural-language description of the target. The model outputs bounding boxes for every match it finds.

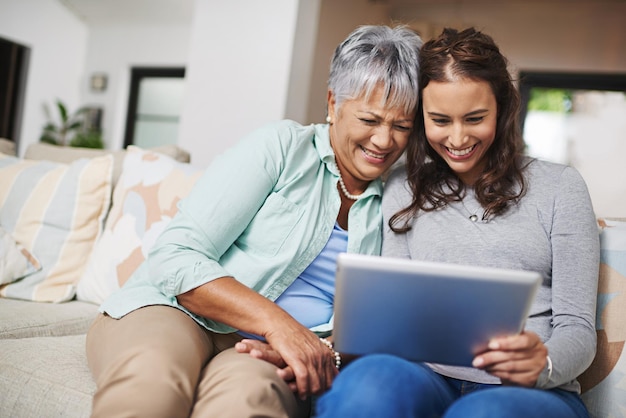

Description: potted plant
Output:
[40,100,104,149]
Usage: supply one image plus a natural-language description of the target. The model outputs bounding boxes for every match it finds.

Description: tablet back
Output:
[333,253,542,366]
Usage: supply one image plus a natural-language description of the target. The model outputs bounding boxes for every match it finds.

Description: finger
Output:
[235,341,252,353]
[235,339,267,353]
[290,362,312,400]
[478,355,545,387]
[249,348,287,368]
[473,349,533,369]
[488,331,542,351]
[492,367,541,387]
[277,366,295,382]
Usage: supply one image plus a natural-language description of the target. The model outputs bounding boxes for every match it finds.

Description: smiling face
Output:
[328,85,415,195]
[422,78,498,185]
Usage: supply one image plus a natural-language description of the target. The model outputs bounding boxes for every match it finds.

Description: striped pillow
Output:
[0,152,113,302]
[0,226,41,285]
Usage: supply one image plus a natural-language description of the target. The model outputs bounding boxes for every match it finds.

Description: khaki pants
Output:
[86,305,310,418]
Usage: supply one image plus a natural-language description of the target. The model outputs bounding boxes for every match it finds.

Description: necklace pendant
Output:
[469,214,478,222]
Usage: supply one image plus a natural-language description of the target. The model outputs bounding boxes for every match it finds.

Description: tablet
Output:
[333,253,542,366]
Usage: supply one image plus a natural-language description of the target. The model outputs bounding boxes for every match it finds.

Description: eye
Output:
[394,124,412,132]
[431,118,449,125]
[359,118,378,125]
[466,116,485,124]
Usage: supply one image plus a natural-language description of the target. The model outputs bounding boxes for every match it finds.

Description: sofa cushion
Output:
[0,153,113,302]
[579,218,626,418]
[76,146,203,304]
[0,226,41,285]
[0,298,98,339]
[0,334,94,418]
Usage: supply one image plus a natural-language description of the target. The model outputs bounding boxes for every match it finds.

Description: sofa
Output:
[0,139,625,418]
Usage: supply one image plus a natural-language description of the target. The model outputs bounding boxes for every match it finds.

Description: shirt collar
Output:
[313,123,383,198]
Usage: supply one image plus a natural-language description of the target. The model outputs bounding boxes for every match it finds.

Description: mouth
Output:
[360,146,388,162]
[445,144,477,158]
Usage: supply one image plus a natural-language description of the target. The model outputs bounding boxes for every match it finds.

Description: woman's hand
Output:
[236,333,338,399]
[471,330,548,387]
[267,329,338,399]
[177,277,337,399]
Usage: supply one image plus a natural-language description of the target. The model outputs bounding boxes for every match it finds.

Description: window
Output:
[519,71,626,217]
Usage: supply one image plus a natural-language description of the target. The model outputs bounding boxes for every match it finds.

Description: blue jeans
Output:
[315,354,589,418]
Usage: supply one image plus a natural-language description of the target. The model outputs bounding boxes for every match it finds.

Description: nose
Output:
[448,123,468,147]
[371,125,394,149]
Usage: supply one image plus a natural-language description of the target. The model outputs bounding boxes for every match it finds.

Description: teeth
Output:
[447,145,475,156]
[362,147,386,159]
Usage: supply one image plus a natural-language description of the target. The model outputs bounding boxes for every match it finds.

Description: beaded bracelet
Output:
[320,337,342,370]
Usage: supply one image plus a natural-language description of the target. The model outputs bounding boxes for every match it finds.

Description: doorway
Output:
[0,37,30,147]
[123,67,186,149]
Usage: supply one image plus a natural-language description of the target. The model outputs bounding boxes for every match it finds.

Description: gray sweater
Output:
[382,158,599,393]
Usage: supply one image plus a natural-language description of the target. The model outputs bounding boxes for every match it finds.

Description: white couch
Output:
[0,140,624,418]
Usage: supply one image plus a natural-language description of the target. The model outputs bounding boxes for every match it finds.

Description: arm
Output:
[473,166,599,387]
[539,166,599,387]
[178,277,338,398]
[147,123,337,397]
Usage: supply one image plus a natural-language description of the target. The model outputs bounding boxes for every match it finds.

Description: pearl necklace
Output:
[335,163,362,201]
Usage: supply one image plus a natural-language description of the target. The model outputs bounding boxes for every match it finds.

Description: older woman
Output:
[86,25,422,418]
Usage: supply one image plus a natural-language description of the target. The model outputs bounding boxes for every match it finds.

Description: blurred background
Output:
[0,0,624,216]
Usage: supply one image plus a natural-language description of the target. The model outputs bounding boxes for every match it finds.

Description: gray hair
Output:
[328,25,422,114]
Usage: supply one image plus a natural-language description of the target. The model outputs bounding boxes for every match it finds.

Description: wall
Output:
[306,0,391,125]
[2,0,625,174]
[177,0,308,168]
[179,0,393,167]
[389,1,626,74]
[0,0,88,155]
[0,0,192,155]
[81,22,191,150]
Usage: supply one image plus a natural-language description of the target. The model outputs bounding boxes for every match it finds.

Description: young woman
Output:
[315,27,599,418]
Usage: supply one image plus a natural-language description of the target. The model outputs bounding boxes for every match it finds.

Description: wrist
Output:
[535,354,553,388]
[320,337,342,370]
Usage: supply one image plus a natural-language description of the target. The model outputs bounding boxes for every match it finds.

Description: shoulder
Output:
[228,120,320,164]
[524,158,589,191]
[382,164,412,208]
[384,164,409,191]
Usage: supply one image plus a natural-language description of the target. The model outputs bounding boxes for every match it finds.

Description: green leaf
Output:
[57,100,69,123]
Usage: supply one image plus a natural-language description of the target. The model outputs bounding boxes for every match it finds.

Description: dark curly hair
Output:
[390,27,527,233]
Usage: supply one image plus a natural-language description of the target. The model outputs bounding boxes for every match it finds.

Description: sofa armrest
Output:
[0,138,16,156]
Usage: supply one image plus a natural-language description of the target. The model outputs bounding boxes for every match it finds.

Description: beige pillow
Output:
[76,146,203,304]
[0,152,113,302]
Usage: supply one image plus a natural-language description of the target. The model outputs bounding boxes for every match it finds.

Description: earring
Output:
[326,115,331,124]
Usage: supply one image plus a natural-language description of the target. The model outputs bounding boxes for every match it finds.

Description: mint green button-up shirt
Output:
[100,120,384,334]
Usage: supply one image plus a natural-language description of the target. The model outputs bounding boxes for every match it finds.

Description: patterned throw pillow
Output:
[579,218,626,418]
[76,146,204,304]
[0,152,113,302]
